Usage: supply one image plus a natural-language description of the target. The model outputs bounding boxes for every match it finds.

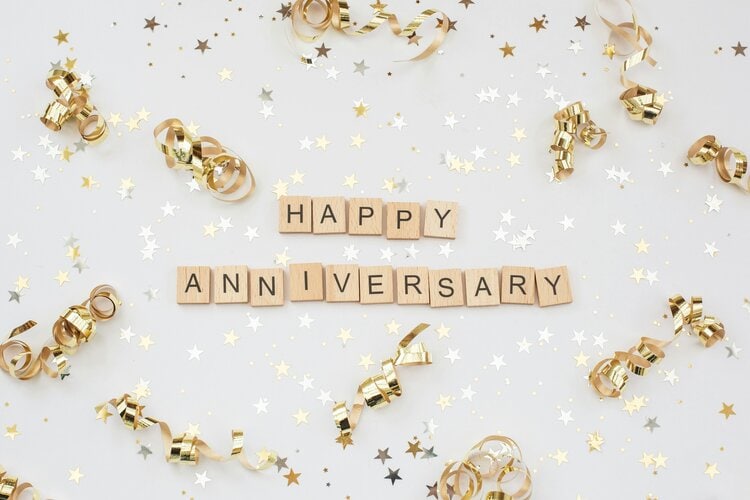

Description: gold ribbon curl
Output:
[99,393,277,471]
[597,0,665,124]
[688,135,749,192]
[40,69,108,144]
[0,285,120,380]
[0,466,42,500]
[589,295,725,398]
[332,323,431,448]
[290,0,450,61]
[550,101,607,180]
[154,118,256,202]
[438,435,532,500]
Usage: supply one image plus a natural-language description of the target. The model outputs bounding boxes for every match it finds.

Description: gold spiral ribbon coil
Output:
[0,466,42,500]
[290,0,449,61]
[40,70,108,144]
[154,118,256,202]
[98,393,277,471]
[589,295,725,398]
[550,101,607,180]
[597,0,665,124]
[0,285,120,380]
[688,135,749,192]
[438,435,532,500]
[332,323,431,448]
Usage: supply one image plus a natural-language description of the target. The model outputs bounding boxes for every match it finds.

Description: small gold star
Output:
[500,42,515,57]
[343,174,358,188]
[66,245,80,260]
[586,431,604,452]
[732,42,747,56]
[353,99,369,117]
[144,17,160,31]
[68,467,84,484]
[218,68,233,81]
[81,176,97,189]
[138,335,155,351]
[574,351,590,367]
[529,16,546,32]
[54,270,70,286]
[203,223,218,237]
[283,469,301,485]
[292,409,309,425]
[719,402,736,419]
[64,57,77,71]
[14,276,29,291]
[634,238,651,253]
[551,449,568,465]
[108,113,122,127]
[53,30,70,45]
[574,15,590,31]
[405,438,421,457]
[336,433,353,449]
[274,360,290,377]
[603,43,616,59]
[704,462,720,479]
[223,330,240,345]
[350,134,365,148]
[195,39,211,53]
[61,147,74,162]
[407,32,422,45]
[4,424,20,440]
[126,117,140,131]
[94,404,112,422]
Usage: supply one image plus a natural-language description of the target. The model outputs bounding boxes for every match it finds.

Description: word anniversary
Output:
[176,264,572,308]
[279,196,459,239]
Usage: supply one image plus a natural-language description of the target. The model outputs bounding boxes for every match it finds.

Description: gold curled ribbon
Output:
[550,101,607,180]
[0,285,120,380]
[589,295,725,398]
[40,70,108,143]
[597,0,665,124]
[438,435,532,500]
[290,0,449,61]
[688,135,750,192]
[0,466,42,500]
[99,393,276,471]
[332,323,431,447]
[154,118,256,202]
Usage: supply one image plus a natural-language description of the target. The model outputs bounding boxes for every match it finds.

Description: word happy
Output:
[176,264,572,308]
[278,196,459,239]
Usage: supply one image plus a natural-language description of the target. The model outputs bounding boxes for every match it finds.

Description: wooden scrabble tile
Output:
[395,267,430,305]
[535,266,573,307]
[423,200,458,239]
[312,197,347,234]
[213,265,248,304]
[500,266,536,305]
[463,268,500,307]
[289,263,324,301]
[325,264,360,302]
[359,266,394,304]
[278,196,312,233]
[177,266,211,304]
[348,198,383,235]
[385,202,421,240]
[428,269,465,307]
[249,268,285,306]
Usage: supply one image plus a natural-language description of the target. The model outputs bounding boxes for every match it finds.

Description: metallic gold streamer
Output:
[438,435,532,500]
[98,393,277,471]
[332,323,431,448]
[589,295,725,398]
[0,285,120,380]
[154,118,256,202]
[290,0,449,61]
[40,69,108,143]
[0,466,42,500]
[550,101,607,180]
[688,135,749,192]
[596,0,665,124]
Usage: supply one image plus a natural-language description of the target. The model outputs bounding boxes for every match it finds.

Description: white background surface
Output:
[1,0,748,498]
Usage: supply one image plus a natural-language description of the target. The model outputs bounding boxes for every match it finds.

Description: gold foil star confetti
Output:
[719,402,736,419]
[550,449,568,465]
[283,469,301,486]
[4,424,20,440]
[499,42,515,57]
[53,29,69,45]
[623,395,648,415]
[337,328,354,345]
[272,179,289,199]
[353,98,370,117]
[350,134,365,148]
[218,68,233,81]
[292,409,309,425]
[586,431,604,452]
[68,467,84,484]
[138,335,155,351]
[529,15,547,32]
[705,463,720,479]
